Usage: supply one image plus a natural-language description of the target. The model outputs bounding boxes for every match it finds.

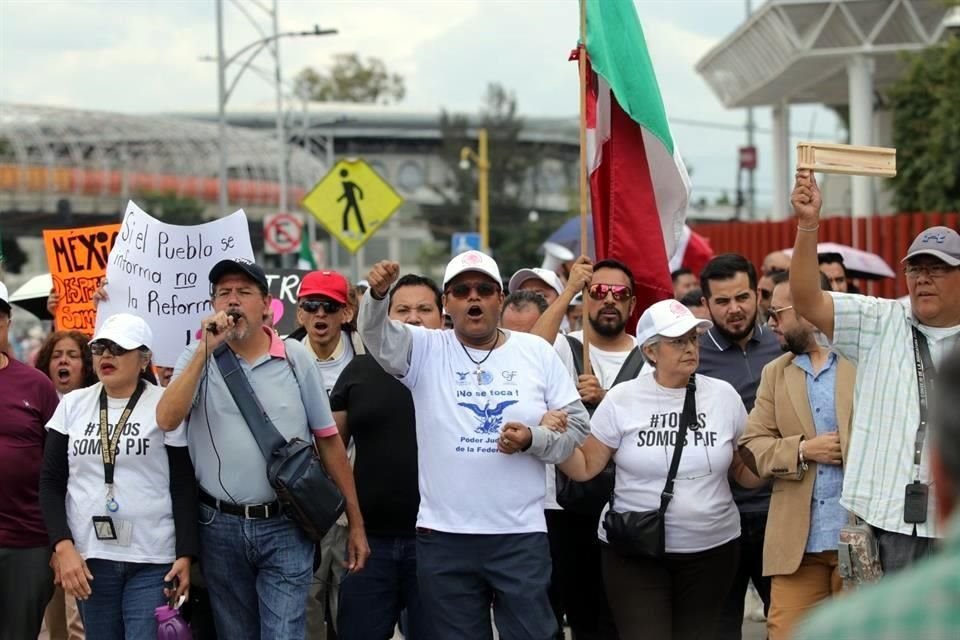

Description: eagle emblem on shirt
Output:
[457,400,519,434]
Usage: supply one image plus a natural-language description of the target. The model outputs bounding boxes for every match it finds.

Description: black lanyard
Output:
[911,328,935,480]
[98,381,146,486]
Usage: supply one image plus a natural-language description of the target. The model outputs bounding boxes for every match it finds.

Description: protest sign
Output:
[43,224,121,334]
[264,267,311,336]
[96,202,254,367]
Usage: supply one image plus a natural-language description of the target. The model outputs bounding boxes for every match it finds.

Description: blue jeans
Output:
[417,530,556,640]
[197,502,314,640]
[77,559,169,640]
[338,535,431,640]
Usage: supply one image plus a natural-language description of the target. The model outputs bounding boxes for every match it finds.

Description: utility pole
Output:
[745,0,755,220]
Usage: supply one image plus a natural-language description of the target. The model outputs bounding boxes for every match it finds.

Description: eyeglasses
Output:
[299,299,344,314]
[446,281,500,299]
[759,289,772,301]
[90,340,135,357]
[904,263,957,279]
[768,305,794,320]
[663,333,699,348]
[587,283,633,301]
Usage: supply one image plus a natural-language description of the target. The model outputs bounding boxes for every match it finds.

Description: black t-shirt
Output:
[329,354,419,537]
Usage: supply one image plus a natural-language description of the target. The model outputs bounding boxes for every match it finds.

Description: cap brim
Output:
[508,269,538,293]
[90,331,142,350]
[901,250,960,267]
[658,317,713,338]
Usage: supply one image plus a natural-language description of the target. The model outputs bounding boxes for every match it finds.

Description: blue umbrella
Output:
[545,216,594,258]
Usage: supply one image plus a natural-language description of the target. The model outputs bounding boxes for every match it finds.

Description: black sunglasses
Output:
[90,340,137,357]
[299,299,344,314]
[446,282,500,299]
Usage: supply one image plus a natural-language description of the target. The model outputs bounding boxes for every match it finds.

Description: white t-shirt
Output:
[402,329,580,534]
[46,382,187,563]
[303,331,356,395]
[547,330,644,510]
[916,323,960,366]
[591,374,747,553]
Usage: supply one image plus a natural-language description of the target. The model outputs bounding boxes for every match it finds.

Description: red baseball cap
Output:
[298,270,349,304]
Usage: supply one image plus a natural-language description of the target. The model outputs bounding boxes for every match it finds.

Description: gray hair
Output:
[640,335,661,366]
[932,348,960,492]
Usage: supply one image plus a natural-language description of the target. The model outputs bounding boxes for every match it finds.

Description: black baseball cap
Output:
[208,258,268,294]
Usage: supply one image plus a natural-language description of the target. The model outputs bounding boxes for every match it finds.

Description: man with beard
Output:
[697,253,782,639]
[530,257,643,640]
[738,271,855,640]
[156,258,368,639]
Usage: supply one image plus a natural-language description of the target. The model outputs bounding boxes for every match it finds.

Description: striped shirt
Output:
[831,293,960,537]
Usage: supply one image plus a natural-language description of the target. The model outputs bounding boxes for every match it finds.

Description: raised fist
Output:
[367,261,400,298]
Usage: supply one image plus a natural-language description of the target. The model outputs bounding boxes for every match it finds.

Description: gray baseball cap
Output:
[902,226,960,267]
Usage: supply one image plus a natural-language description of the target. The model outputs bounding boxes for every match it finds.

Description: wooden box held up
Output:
[796,142,897,178]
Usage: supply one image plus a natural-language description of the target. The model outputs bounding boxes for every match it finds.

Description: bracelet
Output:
[799,440,809,472]
[797,224,820,232]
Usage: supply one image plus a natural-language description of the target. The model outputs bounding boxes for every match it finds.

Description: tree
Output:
[292,54,405,104]
[888,33,960,212]
[139,192,206,225]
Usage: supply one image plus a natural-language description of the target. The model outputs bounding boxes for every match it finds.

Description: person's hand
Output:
[499,422,532,455]
[565,256,593,294]
[199,310,236,351]
[47,288,61,318]
[49,552,61,586]
[802,432,842,465]
[164,557,191,603]
[56,541,93,600]
[577,374,605,405]
[345,526,371,574]
[91,278,110,306]
[367,261,400,299]
[791,170,822,227]
[540,410,568,433]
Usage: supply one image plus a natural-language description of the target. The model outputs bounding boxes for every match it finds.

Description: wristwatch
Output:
[798,439,809,472]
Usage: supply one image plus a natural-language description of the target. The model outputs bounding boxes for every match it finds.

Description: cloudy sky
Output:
[0,0,842,211]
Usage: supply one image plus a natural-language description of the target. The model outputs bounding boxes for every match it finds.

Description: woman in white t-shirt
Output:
[39,313,197,640]
[559,299,761,640]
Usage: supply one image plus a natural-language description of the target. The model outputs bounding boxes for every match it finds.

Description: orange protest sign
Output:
[43,224,120,334]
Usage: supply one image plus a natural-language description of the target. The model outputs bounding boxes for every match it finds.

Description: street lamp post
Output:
[214,0,336,216]
[459,128,490,252]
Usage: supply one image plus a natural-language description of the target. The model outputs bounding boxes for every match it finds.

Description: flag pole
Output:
[578,0,592,376]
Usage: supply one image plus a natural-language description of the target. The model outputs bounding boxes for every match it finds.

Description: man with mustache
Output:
[697,253,782,639]
[790,171,960,573]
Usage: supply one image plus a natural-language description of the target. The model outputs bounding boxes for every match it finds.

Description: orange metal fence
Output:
[691,212,960,300]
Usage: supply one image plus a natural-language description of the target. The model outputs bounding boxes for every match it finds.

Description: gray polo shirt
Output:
[698,324,782,513]
[172,329,337,504]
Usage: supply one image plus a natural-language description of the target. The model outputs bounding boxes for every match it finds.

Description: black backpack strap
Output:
[565,335,584,377]
[611,346,645,386]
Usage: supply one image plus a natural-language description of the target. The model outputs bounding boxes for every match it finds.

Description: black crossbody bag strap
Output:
[212,343,286,462]
[911,328,935,478]
[658,375,697,514]
[611,347,645,386]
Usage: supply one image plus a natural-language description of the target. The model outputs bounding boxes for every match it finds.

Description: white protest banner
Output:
[96,201,255,367]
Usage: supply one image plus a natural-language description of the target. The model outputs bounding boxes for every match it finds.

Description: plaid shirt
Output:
[795,511,960,640]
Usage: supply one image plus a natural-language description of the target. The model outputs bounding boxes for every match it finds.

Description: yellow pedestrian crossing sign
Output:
[301,159,404,254]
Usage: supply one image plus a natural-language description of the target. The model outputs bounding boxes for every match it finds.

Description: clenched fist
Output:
[791,170,822,227]
[367,261,400,299]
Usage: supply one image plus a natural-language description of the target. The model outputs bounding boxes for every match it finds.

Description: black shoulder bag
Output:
[603,375,696,559]
[213,343,345,542]
[556,336,645,516]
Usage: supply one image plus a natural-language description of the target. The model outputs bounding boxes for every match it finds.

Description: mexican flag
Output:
[297,235,317,270]
[582,0,691,322]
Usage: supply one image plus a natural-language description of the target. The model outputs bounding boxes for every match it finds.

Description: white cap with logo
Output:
[508,267,565,297]
[636,299,713,346]
[443,250,502,289]
[92,313,153,351]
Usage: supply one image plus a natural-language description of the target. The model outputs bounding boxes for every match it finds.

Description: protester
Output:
[762,251,791,276]
[698,253,782,638]
[39,313,196,639]
[358,252,589,639]
[566,292,583,332]
[671,267,698,299]
[558,298,761,640]
[332,274,444,640]
[0,282,61,640]
[155,258,368,638]
[757,273,776,323]
[738,271,855,640]
[501,289,549,333]
[679,287,710,320]
[795,348,960,640]
[790,172,960,572]
[817,252,849,293]
[509,267,565,306]
[34,330,96,640]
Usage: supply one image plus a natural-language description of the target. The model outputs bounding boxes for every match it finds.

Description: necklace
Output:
[459,330,503,384]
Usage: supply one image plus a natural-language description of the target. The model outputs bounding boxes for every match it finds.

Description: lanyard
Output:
[911,328,935,481]
[98,381,146,488]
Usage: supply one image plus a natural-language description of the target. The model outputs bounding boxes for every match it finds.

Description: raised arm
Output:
[790,170,835,341]
[358,261,414,378]
[531,257,593,344]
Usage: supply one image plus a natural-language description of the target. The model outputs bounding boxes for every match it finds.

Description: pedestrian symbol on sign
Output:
[338,169,366,236]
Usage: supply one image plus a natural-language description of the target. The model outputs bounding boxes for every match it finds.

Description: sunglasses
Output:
[90,340,137,357]
[587,283,633,301]
[446,281,500,299]
[299,299,344,314]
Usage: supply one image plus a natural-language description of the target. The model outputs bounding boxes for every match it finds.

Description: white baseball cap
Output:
[508,267,564,297]
[92,313,153,351]
[636,299,712,345]
[442,250,502,289]
[0,282,10,314]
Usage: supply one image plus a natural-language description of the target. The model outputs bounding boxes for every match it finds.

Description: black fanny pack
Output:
[603,375,696,560]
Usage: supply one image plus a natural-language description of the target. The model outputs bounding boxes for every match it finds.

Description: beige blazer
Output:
[738,351,855,577]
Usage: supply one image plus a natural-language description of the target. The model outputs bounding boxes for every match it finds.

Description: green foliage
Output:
[889,35,960,212]
[292,54,405,104]
[138,192,206,225]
